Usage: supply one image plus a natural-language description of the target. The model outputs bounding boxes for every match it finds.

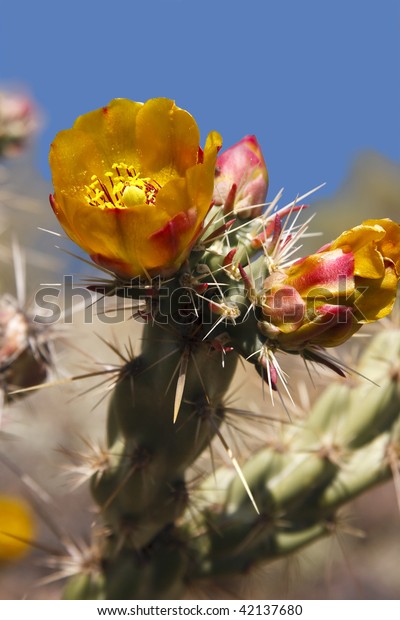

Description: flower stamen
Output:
[84,162,160,210]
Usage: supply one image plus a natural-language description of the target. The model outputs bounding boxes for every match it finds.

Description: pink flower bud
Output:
[213,135,268,219]
[0,91,38,158]
[0,296,48,400]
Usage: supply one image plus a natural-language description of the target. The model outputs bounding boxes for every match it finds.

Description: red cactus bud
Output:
[213,135,268,219]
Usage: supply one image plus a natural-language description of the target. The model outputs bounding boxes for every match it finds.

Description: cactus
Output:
[186,328,400,579]
[1,95,400,599]
[61,314,400,599]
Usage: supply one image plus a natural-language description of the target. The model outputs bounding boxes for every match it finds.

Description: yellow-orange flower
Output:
[49,98,222,279]
[259,219,400,349]
[0,495,35,562]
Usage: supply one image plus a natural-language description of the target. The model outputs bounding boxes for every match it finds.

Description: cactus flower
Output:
[259,218,400,349]
[213,135,268,219]
[49,98,222,279]
[0,495,35,561]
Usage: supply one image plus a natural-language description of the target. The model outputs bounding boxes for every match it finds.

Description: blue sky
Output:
[1,0,399,203]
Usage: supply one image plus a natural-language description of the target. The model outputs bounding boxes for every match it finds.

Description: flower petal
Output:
[330,222,386,254]
[352,242,385,279]
[73,99,143,170]
[363,218,400,274]
[50,129,106,197]
[184,130,222,219]
[136,98,200,179]
[354,265,399,321]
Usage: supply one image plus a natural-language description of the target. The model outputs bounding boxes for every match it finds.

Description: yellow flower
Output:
[49,98,222,279]
[0,495,35,562]
[259,219,400,350]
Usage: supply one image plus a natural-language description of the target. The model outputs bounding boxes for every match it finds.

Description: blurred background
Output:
[0,0,399,600]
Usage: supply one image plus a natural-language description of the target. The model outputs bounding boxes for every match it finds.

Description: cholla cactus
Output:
[39,97,400,599]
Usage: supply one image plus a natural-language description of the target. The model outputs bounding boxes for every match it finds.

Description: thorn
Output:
[302,348,346,378]
[37,227,63,238]
[210,420,260,514]
[223,183,237,215]
[11,237,26,308]
[202,219,236,246]
[223,248,237,267]
[305,347,379,385]
[238,263,255,299]
[173,348,190,423]
[267,214,283,254]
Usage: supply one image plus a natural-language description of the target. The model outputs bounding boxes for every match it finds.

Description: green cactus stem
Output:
[183,329,400,583]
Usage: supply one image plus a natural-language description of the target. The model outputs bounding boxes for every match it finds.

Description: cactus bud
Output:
[0,91,37,158]
[213,135,268,219]
[0,296,48,400]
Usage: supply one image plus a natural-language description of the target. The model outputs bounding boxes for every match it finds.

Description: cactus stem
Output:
[95,446,153,514]
[134,346,179,378]
[180,403,260,514]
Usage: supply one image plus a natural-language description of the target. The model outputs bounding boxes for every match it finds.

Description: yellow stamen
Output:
[84,162,159,210]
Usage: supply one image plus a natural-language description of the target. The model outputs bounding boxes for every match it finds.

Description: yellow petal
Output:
[185,130,222,221]
[355,265,399,321]
[73,99,143,171]
[155,177,191,219]
[136,98,200,178]
[353,242,385,279]
[330,222,386,254]
[363,218,400,274]
[50,128,105,196]
[56,195,172,277]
